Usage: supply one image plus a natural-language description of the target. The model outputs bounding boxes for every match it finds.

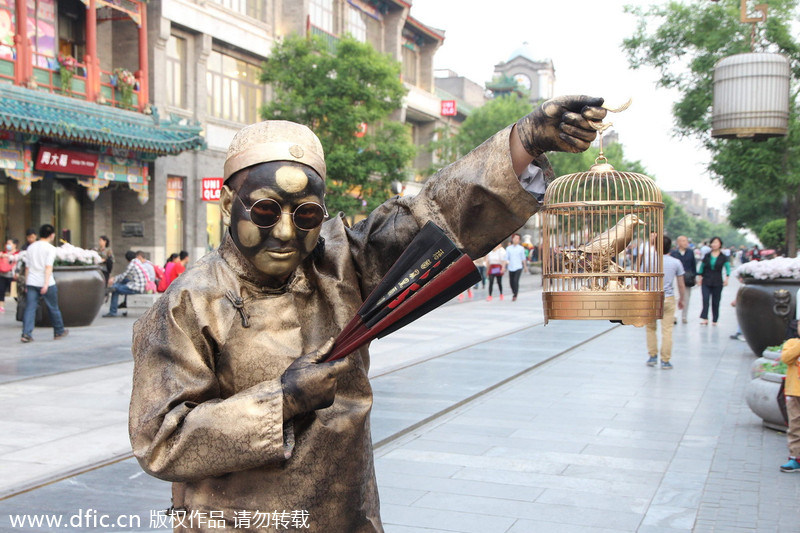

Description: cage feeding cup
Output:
[541,113,664,326]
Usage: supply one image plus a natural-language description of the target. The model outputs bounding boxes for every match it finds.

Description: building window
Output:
[166,35,186,108]
[206,49,264,124]
[0,0,14,60]
[309,0,333,33]
[30,0,56,67]
[207,0,264,21]
[346,5,366,42]
[57,0,86,61]
[401,42,417,86]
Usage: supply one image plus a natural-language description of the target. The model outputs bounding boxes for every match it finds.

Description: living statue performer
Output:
[129,95,607,532]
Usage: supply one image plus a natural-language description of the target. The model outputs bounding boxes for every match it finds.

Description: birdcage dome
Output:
[541,159,665,326]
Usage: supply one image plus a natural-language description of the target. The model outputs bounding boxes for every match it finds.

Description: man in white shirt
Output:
[505,233,528,301]
[21,224,68,343]
[646,235,685,369]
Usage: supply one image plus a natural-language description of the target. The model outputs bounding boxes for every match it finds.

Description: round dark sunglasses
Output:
[236,194,328,231]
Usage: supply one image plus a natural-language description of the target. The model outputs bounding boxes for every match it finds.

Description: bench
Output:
[121,293,161,316]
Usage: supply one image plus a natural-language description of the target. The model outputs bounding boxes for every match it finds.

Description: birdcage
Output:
[541,153,664,327]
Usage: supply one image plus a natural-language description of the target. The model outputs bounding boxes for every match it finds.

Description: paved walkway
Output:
[0,275,798,532]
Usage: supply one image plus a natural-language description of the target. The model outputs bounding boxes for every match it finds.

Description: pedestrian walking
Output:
[20,224,68,343]
[0,238,19,312]
[486,242,507,301]
[505,233,528,301]
[645,236,685,369]
[697,236,730,326]
[670,235,696,324]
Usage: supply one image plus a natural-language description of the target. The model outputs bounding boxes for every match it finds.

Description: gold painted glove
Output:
[516,95,607,158]
[281,338,345,420]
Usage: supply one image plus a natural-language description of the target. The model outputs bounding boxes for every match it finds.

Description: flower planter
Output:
[751,354,781,378]
[736,278,800,356]
[37,265,106,327]
[745,372,788,431]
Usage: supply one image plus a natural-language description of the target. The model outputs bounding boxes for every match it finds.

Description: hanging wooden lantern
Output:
[541,114,664,327]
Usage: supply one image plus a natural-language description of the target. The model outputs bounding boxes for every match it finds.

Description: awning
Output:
[0,83,205,155]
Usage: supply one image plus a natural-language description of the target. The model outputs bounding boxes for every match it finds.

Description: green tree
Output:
[623,0,800,255]
[260,35,416,215]
[758,218,800,253]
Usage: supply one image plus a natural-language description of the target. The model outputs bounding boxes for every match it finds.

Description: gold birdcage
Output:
[541,123,664,326]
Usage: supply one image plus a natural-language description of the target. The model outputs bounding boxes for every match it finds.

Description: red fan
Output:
[324,221,481,362]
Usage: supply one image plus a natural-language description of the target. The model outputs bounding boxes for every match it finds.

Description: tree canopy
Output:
[623,0,800,255]
[260,35,416,215]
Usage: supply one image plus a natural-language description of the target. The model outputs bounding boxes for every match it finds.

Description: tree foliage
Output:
[623,0,800,255]
[260,35,416,215]
[758,218,800,253]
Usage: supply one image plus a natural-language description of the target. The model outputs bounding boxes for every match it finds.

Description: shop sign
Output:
[35,146,98,176]
[201,177,223,202]
[440,100,457,116]
[167,176,184,201]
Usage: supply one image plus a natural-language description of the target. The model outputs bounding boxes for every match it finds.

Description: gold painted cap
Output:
[223,120,326,182]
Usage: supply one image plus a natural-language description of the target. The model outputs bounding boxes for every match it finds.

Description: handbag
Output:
[15,289,44,323]
[488,264,503,276]
[684,272,696,288]
[134,262,157,294]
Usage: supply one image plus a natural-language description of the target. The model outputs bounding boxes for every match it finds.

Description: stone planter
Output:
[745,372,788,431]
[38,265,106,327]
[736,278,800,356]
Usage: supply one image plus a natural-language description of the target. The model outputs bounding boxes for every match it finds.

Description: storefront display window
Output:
[166,175,184,255]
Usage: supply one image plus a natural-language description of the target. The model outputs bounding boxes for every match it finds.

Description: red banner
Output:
[35,146,98,176]
[440,100,457,116]
[201,177,223,202]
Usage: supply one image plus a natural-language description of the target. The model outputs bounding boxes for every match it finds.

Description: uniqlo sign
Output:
[201,177,223,202]
[35,146,98,176]
[440,100,457,116]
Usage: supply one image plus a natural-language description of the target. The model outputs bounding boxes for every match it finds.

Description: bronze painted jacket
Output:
[129,127,548,532]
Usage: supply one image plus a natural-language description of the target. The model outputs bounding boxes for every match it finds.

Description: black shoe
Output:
[102,312,118,318]
[20,334,33,343]
[54,329,69,340]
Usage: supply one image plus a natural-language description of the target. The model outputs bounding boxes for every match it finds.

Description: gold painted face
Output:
[226,161,326,283]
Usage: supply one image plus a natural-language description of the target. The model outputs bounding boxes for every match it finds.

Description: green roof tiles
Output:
[0,84,205,155]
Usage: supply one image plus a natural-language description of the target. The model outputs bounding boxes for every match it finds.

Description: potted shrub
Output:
[733,257,800,355]
[57,54,78,96]
[17,243,106,327]
[111,68,137,109]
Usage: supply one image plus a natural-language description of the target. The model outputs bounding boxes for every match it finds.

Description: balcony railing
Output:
[1,52,141,111]
[309,24,339,54]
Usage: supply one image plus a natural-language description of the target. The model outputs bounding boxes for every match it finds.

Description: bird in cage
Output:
[562,214,645,289]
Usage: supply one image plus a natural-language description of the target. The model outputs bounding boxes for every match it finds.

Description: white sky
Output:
[409,0,733,211]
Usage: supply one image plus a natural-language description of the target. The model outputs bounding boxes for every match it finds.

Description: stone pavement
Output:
[0,274,798,532]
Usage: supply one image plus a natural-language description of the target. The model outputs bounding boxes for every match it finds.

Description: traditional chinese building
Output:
[0,0,204,262]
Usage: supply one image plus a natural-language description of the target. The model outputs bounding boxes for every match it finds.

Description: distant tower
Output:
[489,42,555,104]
